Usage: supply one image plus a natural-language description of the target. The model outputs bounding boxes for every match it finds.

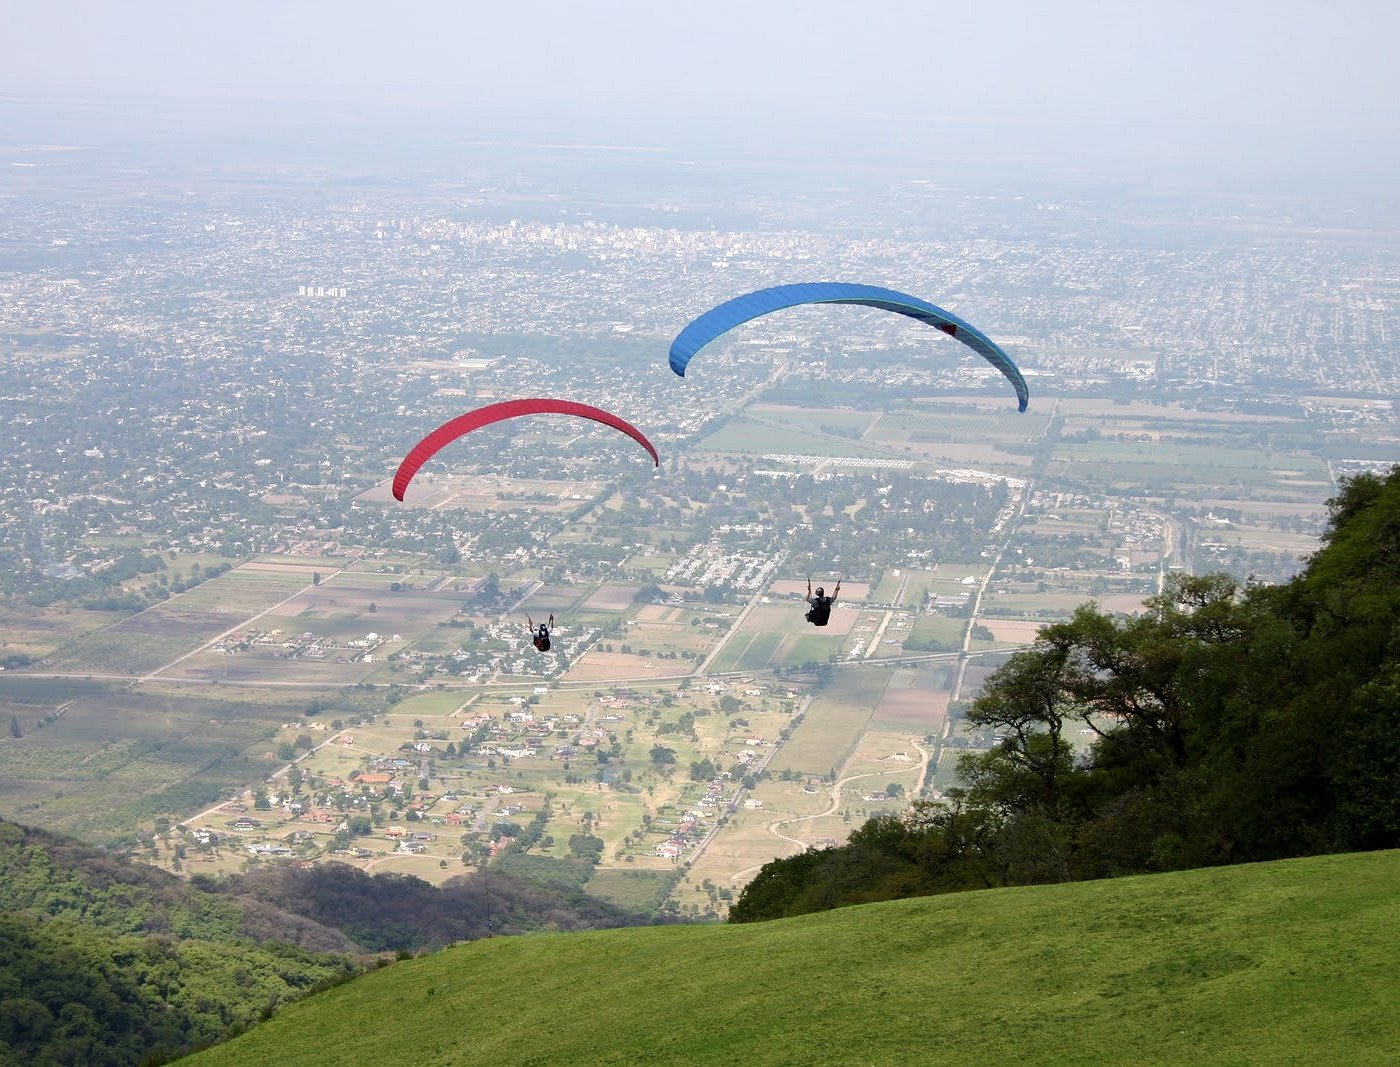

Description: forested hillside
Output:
[0,819,360,953]
[0,819,359,1065]
[0,913,355,1065]
[0,817,665,1063]
[734,468,1400,922]
[216,859,657,952]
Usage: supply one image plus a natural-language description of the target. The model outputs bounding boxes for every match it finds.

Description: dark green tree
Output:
[649,745,677,767]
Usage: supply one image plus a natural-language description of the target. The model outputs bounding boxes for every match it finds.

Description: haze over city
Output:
[5,0,1400,174]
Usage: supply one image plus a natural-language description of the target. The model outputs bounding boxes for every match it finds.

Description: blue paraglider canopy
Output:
[668,282,1028,412]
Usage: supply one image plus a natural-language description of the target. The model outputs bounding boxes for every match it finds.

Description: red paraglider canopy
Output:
[392,398,659,501]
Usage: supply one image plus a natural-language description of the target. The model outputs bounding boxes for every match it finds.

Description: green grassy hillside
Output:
[190,849,1400,1065]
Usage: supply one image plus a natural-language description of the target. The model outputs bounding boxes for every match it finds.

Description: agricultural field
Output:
[622,549,677,576]
[41,564,323,677]
[707,601,864,674]
[869,666,956,734]
[852,397,1046,469]
[173,566,312,612]
[1196,524,1320,557]
[865,405,1052,444]
[975,618,1049,645]
[615,616,720,659]
[0,678,299,842]
[319,569,431,589]
[44,615,232,677]
[979,587,1109,618]
[170,577,468,685]
[1004,396,1342,581]
[564,651,690,683]
[391,690,479,720]
[767,669,891,779]
[769,579,872,602]
[698,417,891,458]
[584,868,678,911]
[745,405,882,437]
[901,613,966,650]
[1045,439,1331,499]
[0,603,134,661]
[1041,399,1342,545]
[904,440,1036,470]
[582,583,640,612]
[360,473,605,513]
[709,631,784,673]
[517,582,594,618]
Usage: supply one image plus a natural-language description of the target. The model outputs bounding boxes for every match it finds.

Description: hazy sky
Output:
[3,1,1398,171]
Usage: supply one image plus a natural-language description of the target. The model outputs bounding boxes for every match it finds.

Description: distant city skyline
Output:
[2,1,1398,175]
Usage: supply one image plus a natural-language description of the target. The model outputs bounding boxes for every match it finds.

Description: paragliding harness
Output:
[529,614,554,653]
[805,579,839,627]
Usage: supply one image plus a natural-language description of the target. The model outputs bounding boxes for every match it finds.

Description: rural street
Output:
[728,736,930,886]
[952,480,1031,702]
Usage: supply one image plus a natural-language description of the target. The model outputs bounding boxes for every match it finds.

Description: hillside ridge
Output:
[0,817,360,954]
[191,847,1400,1065]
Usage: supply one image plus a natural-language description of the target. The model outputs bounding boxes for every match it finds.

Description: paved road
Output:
[952,480,1032,703]
[15,647,1010,692]
[1139,506,1188,595]
[864,607,897,660]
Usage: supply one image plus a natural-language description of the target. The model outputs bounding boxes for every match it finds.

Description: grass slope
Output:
[190,849,1400,1065]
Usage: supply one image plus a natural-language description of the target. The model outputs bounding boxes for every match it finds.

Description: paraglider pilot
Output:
[529,614,555,652]
[805,579,840,627]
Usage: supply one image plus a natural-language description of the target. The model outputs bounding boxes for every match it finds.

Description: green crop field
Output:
[391,691,475,720]
[0,676,114,706]
[39,582,313,675]
[0,688,284,839]
[777,633,844,666]
[699,418,890,458]
[904,614,966,648]
[191,848,1400,1066]
[736,632,783,671]
[322,570,419,587]
[869,571,904,603]
[250,554,349,568]
[981,590,1092,615]
[931,563,987,580]
[748,405,880,436]
[45,630,205,675]
[518,584,590,615]
[869,408,1052,441]
[586,868,679,912]
[175,569,309,613]
[711,631,784,673]
[1045,441,1331,495]
[769,670,889,776]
